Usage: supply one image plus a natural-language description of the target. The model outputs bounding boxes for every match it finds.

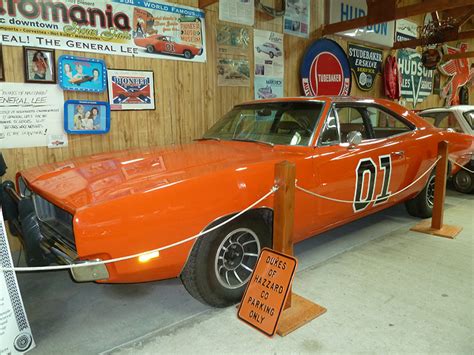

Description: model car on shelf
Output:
[256,42,282,58]
[3,97,473,307]
[418,106,474,193]
[134,35,203,59]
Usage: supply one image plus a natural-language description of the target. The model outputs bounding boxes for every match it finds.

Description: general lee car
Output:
[3,97,473,307]
[134,35,203,59]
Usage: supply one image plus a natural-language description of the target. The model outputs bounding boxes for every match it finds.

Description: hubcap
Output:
[454,171,471,190]
[426,175,436,208]
[215,228,261,289]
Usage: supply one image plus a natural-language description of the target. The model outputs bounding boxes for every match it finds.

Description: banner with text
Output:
[0,0,206,63]
[348,43,382,91]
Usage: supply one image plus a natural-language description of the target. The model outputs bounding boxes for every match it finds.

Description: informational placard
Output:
[284,0,310,38]
[254,77,283,99]
[0,208,35,354]
[395,19,418,42]
[397,49,434,106]
[0,0,206,63]
[0,83,67,149]
[348,43,383,91]
[328,0,394,47]
[107,69,155,110]
[238,249,297,337]
[219,0,255,26]
[254,30,284,78]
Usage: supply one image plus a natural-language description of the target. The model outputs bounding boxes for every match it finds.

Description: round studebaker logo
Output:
[300,38,351,96]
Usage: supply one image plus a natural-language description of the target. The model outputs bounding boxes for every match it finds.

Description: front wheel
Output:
[146,45,155,53]
[180,217,271,307]
[452,169,474,194]
[183,50,194,59]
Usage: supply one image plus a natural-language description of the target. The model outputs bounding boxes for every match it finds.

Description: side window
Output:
[367,106,413,138]
[319,109,340,146]
[336,107,369,142]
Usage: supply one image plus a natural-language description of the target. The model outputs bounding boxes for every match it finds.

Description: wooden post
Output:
[273,161,326,336]
[410,141,462,239]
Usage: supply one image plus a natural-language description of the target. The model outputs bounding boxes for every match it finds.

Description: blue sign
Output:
[58,55,107,93]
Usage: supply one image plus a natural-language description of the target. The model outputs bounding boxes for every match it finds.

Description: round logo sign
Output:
[300,38,351,96]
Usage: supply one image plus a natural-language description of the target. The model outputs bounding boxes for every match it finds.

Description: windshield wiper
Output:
[231,138,274,147]
[195,137,221,142]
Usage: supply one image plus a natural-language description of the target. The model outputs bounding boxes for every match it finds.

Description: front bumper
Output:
[2,180,109,282]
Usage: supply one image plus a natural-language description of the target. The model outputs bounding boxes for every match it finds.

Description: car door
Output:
[307,103,414,232]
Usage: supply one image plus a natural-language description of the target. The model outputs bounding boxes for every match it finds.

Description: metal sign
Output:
[347,43,383,91]
[439,43,471,106]
[328,0,395,47]
[301,38,351,96]
[237,248,297,337]
[395,19,418,42]
[0,208,35,354]
[397,49,434,106]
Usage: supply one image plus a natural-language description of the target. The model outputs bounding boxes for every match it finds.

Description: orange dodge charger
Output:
[3,97,473,307]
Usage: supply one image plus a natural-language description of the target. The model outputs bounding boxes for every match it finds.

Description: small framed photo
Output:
[64,100,110,134]
[107,69,155,111]
[0,44,4,82]
[23,46,56,83]
[58,55,107,93]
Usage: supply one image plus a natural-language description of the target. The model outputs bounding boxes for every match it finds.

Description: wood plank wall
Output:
[1,0,472,251]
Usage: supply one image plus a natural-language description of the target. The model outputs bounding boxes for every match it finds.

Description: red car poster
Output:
[107,69,155,111]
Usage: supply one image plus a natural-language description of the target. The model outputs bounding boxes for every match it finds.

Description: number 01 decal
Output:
[353,155,392,212]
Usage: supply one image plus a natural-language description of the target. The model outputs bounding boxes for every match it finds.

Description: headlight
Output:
[17,176,32,198]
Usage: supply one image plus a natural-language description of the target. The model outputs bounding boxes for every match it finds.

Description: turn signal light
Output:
[138,251,160,263]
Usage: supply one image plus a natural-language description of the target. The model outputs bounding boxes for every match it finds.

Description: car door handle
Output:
[391,151,405,157]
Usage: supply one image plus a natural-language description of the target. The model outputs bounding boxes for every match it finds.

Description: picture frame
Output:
[107,69,156,111]
[64,100,110,134]
[0,44,4,82]
[58,55,107,93]
[23,46,56,84]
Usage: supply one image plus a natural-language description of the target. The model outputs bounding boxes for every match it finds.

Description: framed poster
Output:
[23,46,56,83]
[107,69,155,111]
[0,44,4,82]
[58,55,106,93]
[64,100,110,134]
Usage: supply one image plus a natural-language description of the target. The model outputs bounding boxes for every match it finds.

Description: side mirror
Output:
[346,131,362,148]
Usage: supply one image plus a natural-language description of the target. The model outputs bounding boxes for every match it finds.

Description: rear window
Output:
[419,111,463,132]
[463,111,474,129]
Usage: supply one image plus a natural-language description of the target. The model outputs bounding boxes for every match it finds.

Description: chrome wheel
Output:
[426,175,436,208]
[214,228,261,290]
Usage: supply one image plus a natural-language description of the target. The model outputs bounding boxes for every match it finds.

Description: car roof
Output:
[241,96,395,106]
[420,106,474,113]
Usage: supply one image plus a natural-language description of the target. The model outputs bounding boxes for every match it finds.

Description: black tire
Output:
[183,50,193,59]
[405,172,436,218]
[452,169,474,194]
[180,216,271,307]
[269,52,274,59]
[146,45,155,53]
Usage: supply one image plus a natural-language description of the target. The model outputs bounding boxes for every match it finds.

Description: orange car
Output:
[134,35,203,59]
[3,97,473,307]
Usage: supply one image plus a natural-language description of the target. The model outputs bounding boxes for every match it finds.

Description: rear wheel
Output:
[180,216,271,307]
[405,172,436,218]
[146,45,155,53]
[183,50,193,59]
[452,169,474,194]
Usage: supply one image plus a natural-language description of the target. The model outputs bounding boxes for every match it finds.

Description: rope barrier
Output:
[449,158,474,174]
[296,157,441,204]
[0,185,278,272]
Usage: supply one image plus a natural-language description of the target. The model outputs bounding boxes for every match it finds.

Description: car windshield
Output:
[463,110,474,129]
[203,102,324,146]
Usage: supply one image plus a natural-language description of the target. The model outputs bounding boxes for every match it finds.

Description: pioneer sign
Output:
[348,43,382,91]
[237,249,297,337]
[397,49,434,106]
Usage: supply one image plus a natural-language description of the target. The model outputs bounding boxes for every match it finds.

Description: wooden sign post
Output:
[272,161,327,336]
[411,141,463,238]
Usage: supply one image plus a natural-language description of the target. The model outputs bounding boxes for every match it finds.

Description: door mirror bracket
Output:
[347,131,363,149]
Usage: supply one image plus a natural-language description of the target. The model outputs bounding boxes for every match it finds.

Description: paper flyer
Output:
[254,77,283,100]
[254,30,284,78]
[284,0,310,38]
[219,0,255,26]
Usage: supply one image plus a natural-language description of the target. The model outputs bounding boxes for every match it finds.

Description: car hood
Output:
[21,141,289,212]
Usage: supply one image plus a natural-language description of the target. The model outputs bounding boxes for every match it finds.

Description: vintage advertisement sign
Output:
[237,249,297,337]
[439,43,471,106]
[328,0,395,47]
[0,83,67,149]
[254,77,283,100]
[348,43,382,91]
[301,38,351,97]
[397,49,434,106]
[217,58,250,87]
[254,30,284,78]
[0,208,36,354]
[107,69,155,110]
[284,0,310,38]
[0,0,206,63]
[395,19,418,42]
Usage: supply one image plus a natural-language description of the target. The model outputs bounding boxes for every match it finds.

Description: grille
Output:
[33,194,75,247]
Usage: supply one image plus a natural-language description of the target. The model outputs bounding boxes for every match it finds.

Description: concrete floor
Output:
[16,188,473,354]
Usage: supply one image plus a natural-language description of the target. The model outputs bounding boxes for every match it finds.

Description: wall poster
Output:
[284,0,310,38]
[219,0,255,26]
[107,69,155,110]
[395,19,418,42]
[0,83,67,149]
[0,208,36,354]
[254,30,284,99]
[347,43,383,91]
[254,77,283,100]
[0,0,207,63]
[397,49,434,107]
[217,58,250,87]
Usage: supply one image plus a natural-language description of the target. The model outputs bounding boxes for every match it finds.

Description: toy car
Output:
[3,97,473,307]
[256,42,282,59]
[134,35,203,59]
[418,106,473,193]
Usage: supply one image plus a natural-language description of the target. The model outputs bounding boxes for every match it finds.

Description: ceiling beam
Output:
[199,0,218,8]
[392,29,474,49]
[320,0,474,36]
